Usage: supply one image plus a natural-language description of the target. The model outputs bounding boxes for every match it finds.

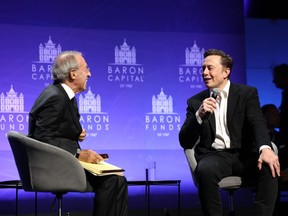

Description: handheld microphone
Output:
[211,88,220,100]
[203,88,220,120]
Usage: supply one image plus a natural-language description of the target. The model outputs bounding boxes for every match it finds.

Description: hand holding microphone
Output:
[199,88,220,120]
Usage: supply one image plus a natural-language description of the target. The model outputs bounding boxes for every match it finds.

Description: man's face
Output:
[74,55,91,93]
[201,55,230,90]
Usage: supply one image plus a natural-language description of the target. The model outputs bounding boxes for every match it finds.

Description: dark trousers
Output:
[86,172,128,216]
[195,150,278,216]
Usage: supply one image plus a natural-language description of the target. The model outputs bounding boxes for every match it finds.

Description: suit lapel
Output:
[55,83,82,131]
[227,84,239,126]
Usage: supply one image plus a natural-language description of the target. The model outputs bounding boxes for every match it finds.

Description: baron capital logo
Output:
[31,36,62,86]
[107,38,144,88]
[178,40,205,89]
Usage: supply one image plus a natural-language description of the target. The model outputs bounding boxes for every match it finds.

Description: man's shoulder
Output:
[42,83,64,95]
[230,83,257,94]
[231,82,255,89]
[34,83,67,104]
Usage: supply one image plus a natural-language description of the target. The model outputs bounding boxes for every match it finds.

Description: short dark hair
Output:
[273,63,288,78]
[261,104,278,115]
[204,49,233,70]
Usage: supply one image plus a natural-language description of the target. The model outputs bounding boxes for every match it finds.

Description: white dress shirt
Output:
[212,81,230,149]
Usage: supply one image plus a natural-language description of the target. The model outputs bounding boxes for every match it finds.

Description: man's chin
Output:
[204,83,211,88]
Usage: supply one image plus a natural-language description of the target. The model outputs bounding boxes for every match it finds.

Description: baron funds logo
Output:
[0,85,28,132]
[145,88,181,137]
[78,87,109,137]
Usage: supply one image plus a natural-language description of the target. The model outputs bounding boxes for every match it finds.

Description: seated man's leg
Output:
[86,172,128,216]
[195,151,234,216]
[242,155,278,216]
[255,164,278,216]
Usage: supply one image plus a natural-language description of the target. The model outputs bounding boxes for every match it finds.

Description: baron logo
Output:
[77,87,109,137]
[178,40,204,89]
[0,85,28,132]
[145,88,181,137]
[31,36,62,86]
[107,38,144,88]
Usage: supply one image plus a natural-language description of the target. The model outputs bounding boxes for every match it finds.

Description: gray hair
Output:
[52,51,82,82]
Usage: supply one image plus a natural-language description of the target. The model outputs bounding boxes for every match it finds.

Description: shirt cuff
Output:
[195,110,203,124]
[75,148,81,158]
[259,145,271,154]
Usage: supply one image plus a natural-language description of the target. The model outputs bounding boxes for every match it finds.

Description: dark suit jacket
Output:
[279,90,288,144]
[28,82,82,155]
[179,82,272,161]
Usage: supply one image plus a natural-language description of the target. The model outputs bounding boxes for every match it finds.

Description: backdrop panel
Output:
[0,23,246,211]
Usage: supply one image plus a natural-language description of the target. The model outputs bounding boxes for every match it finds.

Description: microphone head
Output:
[211,88,220,99]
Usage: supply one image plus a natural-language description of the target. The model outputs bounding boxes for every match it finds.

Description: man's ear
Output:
[223,68,230,79]
[69,69,76,80]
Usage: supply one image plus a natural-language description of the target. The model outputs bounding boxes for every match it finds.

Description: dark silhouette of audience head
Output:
[273,63,288,91]
[272,63,288,145]
[262,103,288,172]
[261,103,280,134]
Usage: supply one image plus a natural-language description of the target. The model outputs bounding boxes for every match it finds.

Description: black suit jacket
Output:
[28,82,82,155]
[179,82,272,161]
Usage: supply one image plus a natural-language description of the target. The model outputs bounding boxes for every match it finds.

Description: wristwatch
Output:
[75,148,81,158]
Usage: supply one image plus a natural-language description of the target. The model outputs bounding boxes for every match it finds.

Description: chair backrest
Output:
[184,147,198,187]
[7,130,87,193]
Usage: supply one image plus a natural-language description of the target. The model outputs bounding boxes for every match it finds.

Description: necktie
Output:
[71,97,80,118]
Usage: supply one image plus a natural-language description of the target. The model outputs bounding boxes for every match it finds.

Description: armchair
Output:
[184,147,241,216]
[7,130,92,216]
[184,142,279,216]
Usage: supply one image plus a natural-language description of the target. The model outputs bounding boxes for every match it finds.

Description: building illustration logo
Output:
[78,87,109,137]
[0,85,24,113]
[79,87,102,113]
[151,88,173,114]
[114,38,136,65]
[145,88,181,137]
[108,38,144,88]
[0,85,28,132]
[32,36,62,86]
[178,40,205,89]
[39,36,62,63]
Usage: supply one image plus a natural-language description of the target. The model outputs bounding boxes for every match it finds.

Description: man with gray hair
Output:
[28,51,128,216]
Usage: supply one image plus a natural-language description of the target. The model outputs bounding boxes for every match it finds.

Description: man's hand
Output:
[198,97,217,119]
[257,148,280,177]
[78,128,86,142]
[77,149,104,163]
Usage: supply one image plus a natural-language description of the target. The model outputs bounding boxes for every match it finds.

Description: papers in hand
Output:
[79,160,125,176]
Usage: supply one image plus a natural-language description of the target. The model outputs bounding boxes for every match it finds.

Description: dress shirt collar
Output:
[60,83,75,100]
[221,80,230,99]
